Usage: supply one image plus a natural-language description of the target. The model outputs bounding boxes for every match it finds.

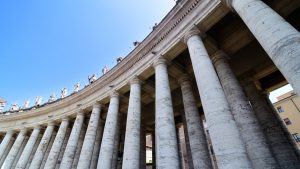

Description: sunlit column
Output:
[0,130,14,160]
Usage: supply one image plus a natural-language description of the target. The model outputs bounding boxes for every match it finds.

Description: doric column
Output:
[111,113,122,169]
[179,75,212,169]
[16,126,41,169]
[12,135,29,168]
[25,134,42,169]
[182,114,194,169]
[2,129,27,169]
[77,103,102,169]
[212,51,279,169]
[97,91,120,169]
[153,58,180,169]
[221,0,300,95]
[72,122,87,168]
[0,137,14,167]
[40,130,57,168]
[0,130,14,160]
[44,117,69,169]
[90,119,105,169]
[29,122,55,169]
[242,79,300,169]
[60,111,84,169]
[184,29,252,169]
[122,76,141,169]
[55,126,71,169]
[176,126,184,169]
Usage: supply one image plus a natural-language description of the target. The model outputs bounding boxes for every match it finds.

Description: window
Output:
[277,106,284,113]
[292,133,300,142]
[283,118,292,125]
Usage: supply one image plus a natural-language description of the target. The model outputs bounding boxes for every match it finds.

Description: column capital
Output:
[19,128,27,133]
[48,121,55,126]
[110,90,119,98]
[34,125,41,130]
[77,110,85,116]
[183,27,205,44]
[211,50,229,66]
[152,57,168,68]
[62,116,69,122]
[6,130,14,135]
[220,0,233,8]
[178,74,191,85]
[93,102,102,109]
[129,76,141,85]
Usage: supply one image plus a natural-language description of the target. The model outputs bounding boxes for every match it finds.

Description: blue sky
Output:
[0,0,175,110]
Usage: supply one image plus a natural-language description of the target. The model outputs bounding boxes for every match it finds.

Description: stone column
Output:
[179,75,212,169]
[0,130,14,160]
[72,122,87,168]
[97,91,120,169]
[221,0,300,95]
[44,117,69,169]
[176,126,184,169]
[89,119,104,169]
[55,126,71,169]
[29,122,55,169]
[242,79,300,169]
[153,58,180,169]
[182,113,194,169]
[122,77,141,169]
[12,135,29,168]
[16,126,40,169]
[40,130,57,168]
[60,111,85,169]
[2,129,27,168]
[25,134,42,169]
[212,51,279,169]
[184,29,252,169]
[0,137,14,167]
[77,103,102,169]
[111,113,122,169]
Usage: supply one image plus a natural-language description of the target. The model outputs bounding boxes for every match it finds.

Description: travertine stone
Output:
[222,0,300,95]
[122,77,141,169]
[55,127,71,169]
[212,51,279,169]
[89,119,104,169]
[60,111,84,169]
[182,113,194,169]
[153,58,180,169]
[25,134,42,169]
[2,129,27,169]
[111,113,122,169]
[44,118,69,169]
[72,122,87,168]
[242,79,300,169]
[0,137,14,167]
[40,131,57,168]
[77,103,102,169]
[97,91,120,169]
[179,75,212,169]
[29,122,55,169]
[184,30,252,169]
[176,126,184,169]
[0,130,14,160]
[139,123,146,169]
[12,135,29,168]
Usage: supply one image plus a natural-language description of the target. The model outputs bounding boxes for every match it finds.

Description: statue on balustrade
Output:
[23,100,30,109]
[10,103,19,111]
[61,88,67,98]
[102,66,109,75]
[35,96,42,107]
[48,93,56,103]
[116,56,123,63]
[88,74,97,84]
[74,82,80,92]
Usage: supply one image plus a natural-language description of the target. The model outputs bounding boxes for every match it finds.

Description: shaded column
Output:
[72,122,87,168]
[242,78,300,169]
[117,113,127,169]
[77,103,102,169]
[0,137,14,167]
[122,77,142,169]
[40,130,57,168]
[212,51,279,169]
[179,75,212,169]
[25,134,42,169]
[55,126,71,169]
[140,124,146,169]
[182,113,194,169]
[153,58,180,169]
[60,111,84,169]
[12,135,29,168]
[97,91,120,169]
[184,29,252,169]
[111,113,122,169]
[89,119,105,169]
[44,117,69,169]
[176,125,184,169]
[2,129,27,169]
[16,126,41,169]
[221,0,300,95]
[29,122,55,169]
[0,130,14,160]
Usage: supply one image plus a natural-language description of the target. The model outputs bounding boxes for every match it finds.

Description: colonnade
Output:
[0,0,300,168]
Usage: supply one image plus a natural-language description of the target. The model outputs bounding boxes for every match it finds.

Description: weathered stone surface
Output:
[0,130,14,160]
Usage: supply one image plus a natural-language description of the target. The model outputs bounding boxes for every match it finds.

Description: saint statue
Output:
[23,100,30,109]
[117,56,123,63]
[102,66,109,75]
[35,96,42,107]
[74,82,80,92]
[48,93,56,103]
[61,88,67,98]
[11,103,19,111]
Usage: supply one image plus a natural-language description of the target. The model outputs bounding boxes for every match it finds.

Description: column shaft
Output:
[182,113,194,169]
[0,130,14,160]
[29,123,55,169]
[12,136,29,168]
[40,131,57,168]
[122,78,141,169]
[179,75,212,169]
[111,113,122,169]
[77,104,101,169]
[72,122,87,168]
[55,127,71,169]
[223,0,300,95]
[0,137,14,167]
[97,92,120,169]
[154,58,180,169]
[89,120,104,169]
[176,126,184,169]
[185,31,252,169]
[44,119,69,169]
[59,112,84,169]
[25,134,42,169]
[2,129,27,169]
[212,52,279,169]
[242,79,300,169]
[140,124,146,169]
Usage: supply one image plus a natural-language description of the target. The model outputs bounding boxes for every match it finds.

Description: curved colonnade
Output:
[1,0,300,169]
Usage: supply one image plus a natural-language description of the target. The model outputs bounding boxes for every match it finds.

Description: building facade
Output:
[274,91,300,149]
[0,0,300,169]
